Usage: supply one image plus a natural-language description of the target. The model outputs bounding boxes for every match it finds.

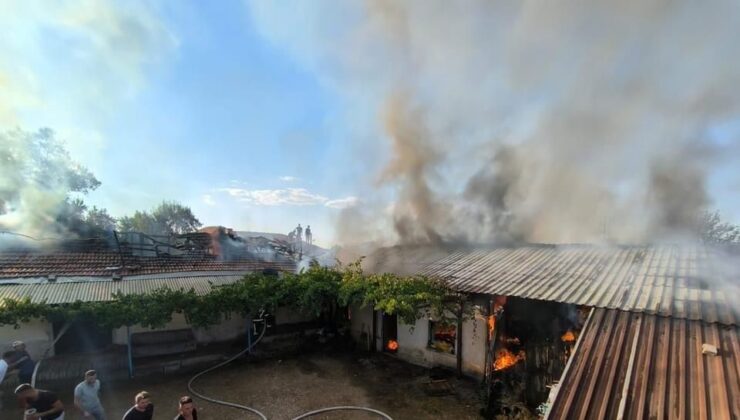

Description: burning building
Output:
[0,229,300,378]
[349,243,740,419]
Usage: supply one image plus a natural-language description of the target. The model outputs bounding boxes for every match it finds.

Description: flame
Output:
[561,330,577,343]
[487,315,495,341]
[387,339,399,351]
[488,295,507,341]
[493,348,525,371]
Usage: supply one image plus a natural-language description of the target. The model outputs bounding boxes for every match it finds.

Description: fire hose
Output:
[291,406,393,420]
[187,314,269,420]
[187,312,393,420]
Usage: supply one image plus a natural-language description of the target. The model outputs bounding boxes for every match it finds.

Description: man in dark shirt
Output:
[11,341,36,384]
[14,383,65,420]
[122,391,154,420]
[174,396,198,420]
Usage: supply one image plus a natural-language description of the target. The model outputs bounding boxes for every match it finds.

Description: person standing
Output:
[295,224,303,242]
[122,391,153,420]
[174,396,198,420]
[14,383,65,420]
[305,225,312,246]
[0,351,12,385]
[10,340,36,384]
[74,370,105,420]
[0,351,14,411]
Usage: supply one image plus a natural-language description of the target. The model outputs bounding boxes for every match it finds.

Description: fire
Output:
[561,330,577,343]
[493,348,525,371]
[487,315,495,340]
[386,339,399,351]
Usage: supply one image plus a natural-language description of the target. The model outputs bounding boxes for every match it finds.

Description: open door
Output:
[382,313,398,353]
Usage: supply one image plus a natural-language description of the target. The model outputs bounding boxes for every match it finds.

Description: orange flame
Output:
[487,315,495,341]
[561,330,577,343]
[493,348,525,371]
[387,339,399,351]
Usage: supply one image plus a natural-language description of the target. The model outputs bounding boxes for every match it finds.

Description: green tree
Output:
[697,210,740,244]
[0,128,101,235]
[85,206,117,232]
[118,210,158,233]
[118,202,201,235]
[152,201,202,235]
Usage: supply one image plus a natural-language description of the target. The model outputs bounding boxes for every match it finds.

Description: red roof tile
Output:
[0,251,296,279]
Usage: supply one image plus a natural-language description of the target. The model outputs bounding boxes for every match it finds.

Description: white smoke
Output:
[249,0,740,245]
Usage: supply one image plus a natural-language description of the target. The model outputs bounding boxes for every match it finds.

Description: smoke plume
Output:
[250,0,740,246]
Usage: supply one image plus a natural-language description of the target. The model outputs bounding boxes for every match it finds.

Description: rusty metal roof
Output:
[0,272,248,304]
[547,308,740,420]
[405,244,738,325]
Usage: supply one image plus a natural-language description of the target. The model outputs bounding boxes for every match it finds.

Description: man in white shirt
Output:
[0,351,14,384]
[0,351,15,411]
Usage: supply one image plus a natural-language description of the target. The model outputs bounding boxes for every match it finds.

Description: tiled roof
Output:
[0,250,296,279]
[366,244,740,325]
[0,273,247,304]
[547,308,740,419]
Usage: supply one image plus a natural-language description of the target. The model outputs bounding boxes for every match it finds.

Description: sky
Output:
[1,1,363,247]
[2,1,739,247]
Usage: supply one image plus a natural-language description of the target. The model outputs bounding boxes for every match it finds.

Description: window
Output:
[428,321,456,354]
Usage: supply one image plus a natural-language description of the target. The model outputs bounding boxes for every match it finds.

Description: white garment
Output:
[0,359,8,384]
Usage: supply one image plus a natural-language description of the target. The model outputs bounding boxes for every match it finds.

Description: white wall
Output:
[112,312,248,345]
[350,302,487,379]
[274,306,316,325]
[0,319,54,359]
[112,305,316,346]
[349,304,378,351]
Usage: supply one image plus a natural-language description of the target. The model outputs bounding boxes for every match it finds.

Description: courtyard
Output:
[0,352,483,419]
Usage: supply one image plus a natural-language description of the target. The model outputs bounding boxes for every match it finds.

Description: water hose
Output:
[187,313,393,420]
[291,406,393,420]
[187,315,268,420]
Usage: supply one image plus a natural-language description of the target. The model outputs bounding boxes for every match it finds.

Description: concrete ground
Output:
[1,352,483,419]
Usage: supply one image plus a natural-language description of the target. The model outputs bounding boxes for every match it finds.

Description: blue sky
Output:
[1,1,363,247]
[2,1,739,246]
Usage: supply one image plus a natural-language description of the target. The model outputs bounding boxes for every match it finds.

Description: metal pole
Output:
[246,318,253,354]
[127,326,134,378]
[371,310,378,352]
[456,298,464,377]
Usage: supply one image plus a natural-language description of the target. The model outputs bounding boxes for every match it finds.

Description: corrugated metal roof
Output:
[400,244,738,325]
[547,308,740,420]
[0,273,246,304]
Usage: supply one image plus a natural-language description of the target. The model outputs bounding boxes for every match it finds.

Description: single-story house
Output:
[0,234,300,369]
[349,243,740,419]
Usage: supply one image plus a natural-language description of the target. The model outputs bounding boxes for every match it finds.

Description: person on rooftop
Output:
[15,383,65,420]
[305,225,312,246]
[74,370,105,420]
[122,391,153,420]
[295,224,303,242]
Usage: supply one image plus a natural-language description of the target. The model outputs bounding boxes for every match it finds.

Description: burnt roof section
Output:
[366,244,740,325]
[547,308,740,419]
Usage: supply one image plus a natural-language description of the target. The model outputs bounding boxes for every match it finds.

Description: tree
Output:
[697,210,740,244]
[85,206,117,232]
[0,128,101,236]
[118,202,201,236]
[118,211,158,233]
[152,201,202,235]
